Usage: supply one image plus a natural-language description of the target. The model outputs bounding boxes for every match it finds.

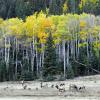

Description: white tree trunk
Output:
[30,43,34,72]
[35,39,39,77]
[63,40,66,78]
[6,37,10,70]
[15,38,18,79]
[86,38,90,75]
[41,43,44,68]
[67,42,69,68]
[4,37,7,63]
[58,44,61,61]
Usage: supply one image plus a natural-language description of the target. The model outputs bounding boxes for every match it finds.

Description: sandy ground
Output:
[0,75,100,100]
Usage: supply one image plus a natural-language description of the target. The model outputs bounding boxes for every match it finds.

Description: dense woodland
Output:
[1,0,100,19]
[0,0,100,82]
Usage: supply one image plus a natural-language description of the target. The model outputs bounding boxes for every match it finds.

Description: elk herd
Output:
[20,80,86,93]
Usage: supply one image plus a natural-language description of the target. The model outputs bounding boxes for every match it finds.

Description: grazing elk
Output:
[21,80,25,86]
[69,84,78,91]
[55,85,59,89]
[60,83,65,86]
[40,82,48,88]
[78,86,85,92]
[23,84,27,89]
[55,84,65,92]
[51,84,54,88]
[69,84,86,92]
[4,87,8,90]
[40,82,43,88]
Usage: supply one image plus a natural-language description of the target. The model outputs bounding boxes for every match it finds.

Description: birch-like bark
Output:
[63,40,66,78]
[25,47,29,71]
[75,33,79,59]
[31,36,35,72]
[86,38,90,75]
[7,37,10,64]
[15,38,18,79]
[39,53,42,75]
[13,37,16,60]
[4,37,7,63]
[41,43,44,68]
[67,41,69,68]
[6,37,10,73]
[35,39,39,77]
[58,44,61,61]
[30,43,34,72]
[77,38,80,58]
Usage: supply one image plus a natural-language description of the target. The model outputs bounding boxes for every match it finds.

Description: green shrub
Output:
[21,70,34,81]
[43,74,56,82]
[58,74,65,81]
[67,66,74,79]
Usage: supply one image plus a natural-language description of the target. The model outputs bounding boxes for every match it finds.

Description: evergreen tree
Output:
[43,33,57,77]
[0,0,16,19]
[67,63,74,79]
[32,0,47,12]
[49,0,63,15]
[15,0,33,19]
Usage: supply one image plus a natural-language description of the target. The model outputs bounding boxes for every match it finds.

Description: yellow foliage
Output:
[0,13,100,49]
[78,42,87,47]
[93,41,100,48]
[80,31,87,40]
[63,2,68,14]
[37,13,53,34]
[38,32,48,43]
[43,18,53,28]
[0,18,3,25]
[1,18,23,37]
[80,20,86,28]
[24,15,37,37]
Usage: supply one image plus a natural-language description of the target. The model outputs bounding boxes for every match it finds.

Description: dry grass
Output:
[0,75,100,99]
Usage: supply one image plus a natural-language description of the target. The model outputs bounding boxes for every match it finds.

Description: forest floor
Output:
[0,75,100,100]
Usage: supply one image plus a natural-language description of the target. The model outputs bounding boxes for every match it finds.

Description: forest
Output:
[0,0,100,82]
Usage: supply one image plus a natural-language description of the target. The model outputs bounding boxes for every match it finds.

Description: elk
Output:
[23,84,27,89]
[60,83,65,86]
[55,84,65,92]
[78,86,85,92]
[40,82,48,88]
[40,82,43,88]
[21,80,25,86]
[51,84,54,88]
[69,84,86,92]
[69,84,78,91]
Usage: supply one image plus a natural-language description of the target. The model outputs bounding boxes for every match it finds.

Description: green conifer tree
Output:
[49,0,63,15]
[43,32,57,77]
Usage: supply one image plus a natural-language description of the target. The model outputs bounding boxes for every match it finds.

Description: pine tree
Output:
[43,32,57,77]
[15,0,33,19]
[67,63,74,79]
[33,0,47,12]
[49,0,63,15]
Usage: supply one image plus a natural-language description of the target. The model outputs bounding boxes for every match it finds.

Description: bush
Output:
[0,61,7,82]
[67,65,74,79]
[21,70,35,81]
[58,74,65,81]
[43,74,56,82]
